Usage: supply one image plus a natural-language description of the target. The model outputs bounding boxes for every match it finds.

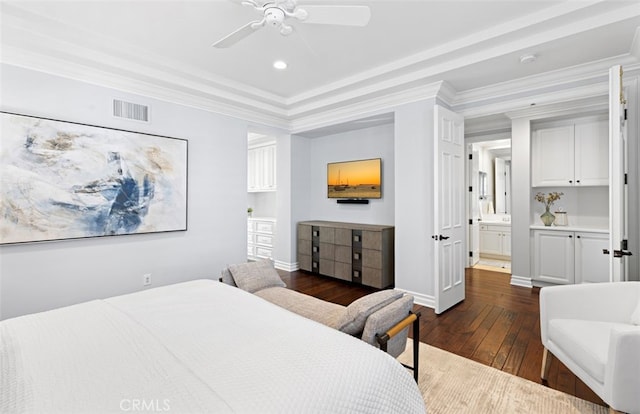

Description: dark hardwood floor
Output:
[278,267,605,407]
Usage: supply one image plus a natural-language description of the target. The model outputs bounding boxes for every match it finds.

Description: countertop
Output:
[479,220,511,227]
[529,225,608,234]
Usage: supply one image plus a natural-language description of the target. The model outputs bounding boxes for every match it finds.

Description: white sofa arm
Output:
[605,327,640,413]
[540,282,639,344]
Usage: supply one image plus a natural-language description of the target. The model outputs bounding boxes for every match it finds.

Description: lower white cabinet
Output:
[574,232,609,283]
[248,218,275,260]
[479,224,511,258]
[532,229,608,285]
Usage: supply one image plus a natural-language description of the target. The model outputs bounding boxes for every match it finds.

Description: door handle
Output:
[603,248,633,257]
[439,235,450,240]
[613,250,633,258]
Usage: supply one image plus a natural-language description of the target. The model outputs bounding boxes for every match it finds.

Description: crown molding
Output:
[290,81,445,134]
[505,95,609,121]
[453,55,640,112]
[1,46,291,130]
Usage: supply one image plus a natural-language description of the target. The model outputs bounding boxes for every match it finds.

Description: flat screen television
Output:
[327,158,381,199]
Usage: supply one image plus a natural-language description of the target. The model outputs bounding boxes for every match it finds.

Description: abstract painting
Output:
[0,112,188,244]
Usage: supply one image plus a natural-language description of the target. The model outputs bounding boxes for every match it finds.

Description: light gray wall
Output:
[273,132,294,269]
[0,64,249,320]
[289,135,312,266]
[394,100,436,301]
[305,124,395,225]
[510,117,532,283]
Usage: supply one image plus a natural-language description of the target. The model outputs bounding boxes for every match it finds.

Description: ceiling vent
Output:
[113,99,149,122]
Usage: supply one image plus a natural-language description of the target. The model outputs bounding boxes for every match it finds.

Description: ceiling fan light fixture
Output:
[273,60,288,70]
[293,8,308,20]
[280,23,293,35]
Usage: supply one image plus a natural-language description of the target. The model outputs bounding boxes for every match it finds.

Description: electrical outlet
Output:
[143,274,152,286]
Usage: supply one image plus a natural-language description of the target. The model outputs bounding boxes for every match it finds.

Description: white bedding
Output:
[1,280,426,413]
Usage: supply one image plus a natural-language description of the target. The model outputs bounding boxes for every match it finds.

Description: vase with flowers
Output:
[534,192,563,226]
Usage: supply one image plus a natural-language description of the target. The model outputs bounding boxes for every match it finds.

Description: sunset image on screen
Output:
[327,158,381,199]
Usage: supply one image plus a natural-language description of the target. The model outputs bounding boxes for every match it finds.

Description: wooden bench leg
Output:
[541,348,552,380]
[608,408,624,414]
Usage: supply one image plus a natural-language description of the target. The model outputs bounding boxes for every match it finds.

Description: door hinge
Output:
[624,173,628,185]
[469,251,473,258]
[624,108,627,120]
[469,219,473,225]
[469,186,473,192]
[622,239,628,250]
[468,154,473,160]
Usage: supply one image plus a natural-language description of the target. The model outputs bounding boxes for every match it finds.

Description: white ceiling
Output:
[2,0,640,132]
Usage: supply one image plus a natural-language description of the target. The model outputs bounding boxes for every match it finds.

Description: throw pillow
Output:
[631,301,640,326]
[220,267,237,287]
[229,259,285,293]
[336,290,404,335]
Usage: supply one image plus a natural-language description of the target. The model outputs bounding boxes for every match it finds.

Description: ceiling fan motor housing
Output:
[265,7,285,27]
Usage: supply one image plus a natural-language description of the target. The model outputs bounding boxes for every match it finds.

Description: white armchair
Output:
[540,282,640,413]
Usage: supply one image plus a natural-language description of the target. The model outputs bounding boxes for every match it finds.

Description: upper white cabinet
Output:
[248,144,276,192]
[532,120,608,187]
[574,121,609,186]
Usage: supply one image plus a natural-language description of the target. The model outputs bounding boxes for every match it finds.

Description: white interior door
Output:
[468,147,480,266]
[434,105,465,314]
[608,65,630,282]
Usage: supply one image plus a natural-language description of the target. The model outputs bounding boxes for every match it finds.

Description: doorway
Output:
[468,138,512,274]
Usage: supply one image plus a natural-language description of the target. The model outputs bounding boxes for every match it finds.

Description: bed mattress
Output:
[1,279,425,413]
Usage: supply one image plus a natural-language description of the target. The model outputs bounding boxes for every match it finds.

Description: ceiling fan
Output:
[212,0,371,48]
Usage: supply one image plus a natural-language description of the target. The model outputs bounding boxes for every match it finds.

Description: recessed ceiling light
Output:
[273,60,287,70]
[519,54,537,64]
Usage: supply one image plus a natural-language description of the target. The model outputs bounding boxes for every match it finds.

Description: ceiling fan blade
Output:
[212,20,262,48]
[299,5,370,26]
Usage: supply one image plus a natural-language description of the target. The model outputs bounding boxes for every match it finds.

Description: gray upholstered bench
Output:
[221,259,420,381]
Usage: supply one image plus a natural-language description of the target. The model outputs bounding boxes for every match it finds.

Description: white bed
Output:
[1,279,426,413]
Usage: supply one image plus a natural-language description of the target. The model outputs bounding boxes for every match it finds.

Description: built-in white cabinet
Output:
[248,144,276,192]
[479,224,511,258]
[532,229,609,285]
[532,120,608,187]
[248,218,276,260]
[574,232,609,283]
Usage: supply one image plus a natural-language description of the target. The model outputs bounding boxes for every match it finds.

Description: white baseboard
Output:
[510,274,533,288]
[274,260,298,272]
[395,288,435,309]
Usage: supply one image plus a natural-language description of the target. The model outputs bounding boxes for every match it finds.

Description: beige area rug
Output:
[397,342,607,414]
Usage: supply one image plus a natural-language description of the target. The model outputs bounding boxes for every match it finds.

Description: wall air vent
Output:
[113,99,149,122]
